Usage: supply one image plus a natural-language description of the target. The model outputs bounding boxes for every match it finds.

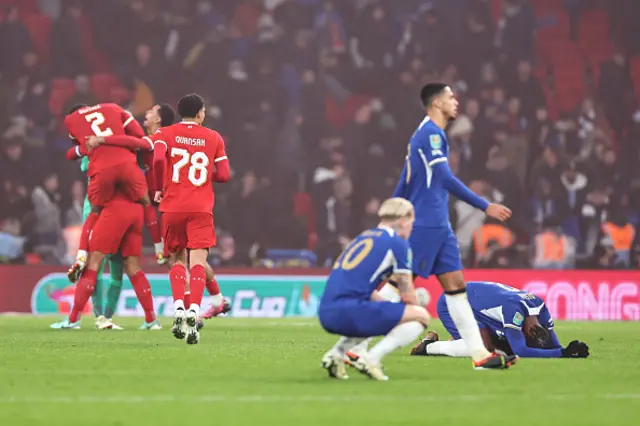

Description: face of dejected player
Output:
[144,105,161,129]
[396,212,415,240]
[436,86,459,120]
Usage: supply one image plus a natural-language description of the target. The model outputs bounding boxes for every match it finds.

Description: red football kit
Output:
[90,192,144,257]
[150,121,230,253]
[65,103,149,207]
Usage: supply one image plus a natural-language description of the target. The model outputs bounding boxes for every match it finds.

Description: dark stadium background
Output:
[0,0,639,271]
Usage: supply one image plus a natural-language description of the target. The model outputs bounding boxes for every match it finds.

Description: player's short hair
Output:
[420,83,449,108]
[378,198,414,221]
[67,104,88,115]
[525,324,554,349]
[177,94,205,119]
[158,104,176,127]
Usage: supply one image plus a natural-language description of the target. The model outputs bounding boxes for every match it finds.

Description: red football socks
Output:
[144,205,162,244]
[79,212,99,252]
[190,265,207,307]
[169,264,187,304]
[130,271,156,323]
[69,269,98,322]
[184,292,191,308]
[206,278,221,296]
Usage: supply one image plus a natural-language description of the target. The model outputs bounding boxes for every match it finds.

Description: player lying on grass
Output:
[51,193,161,329]
[64,103,164,282]
[319,197,430,381]
[410,281,590,359]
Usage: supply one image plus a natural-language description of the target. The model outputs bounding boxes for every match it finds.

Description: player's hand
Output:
[154,191,163,203]
[561,340,590,358]
[85,136,105,151]
[485,203,512,222]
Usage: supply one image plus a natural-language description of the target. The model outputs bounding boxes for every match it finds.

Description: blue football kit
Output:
[392,116,489,278]
[319,227,412,338]
[437,281,564,358]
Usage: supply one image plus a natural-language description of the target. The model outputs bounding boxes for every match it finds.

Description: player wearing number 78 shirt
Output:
[150,93,230,345]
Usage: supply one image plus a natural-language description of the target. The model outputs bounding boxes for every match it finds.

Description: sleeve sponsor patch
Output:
[429,134,442,149]
[512,312,524,326]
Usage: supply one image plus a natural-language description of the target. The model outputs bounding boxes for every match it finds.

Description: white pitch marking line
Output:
[1,394,640,404]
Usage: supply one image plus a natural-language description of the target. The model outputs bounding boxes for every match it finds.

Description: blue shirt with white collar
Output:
[393,116,489,228]
[321,226,412,303]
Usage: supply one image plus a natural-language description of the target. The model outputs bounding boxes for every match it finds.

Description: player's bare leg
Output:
[346,306,430,381]
[123,256,161,330]
[202,263,231,319]
[68,205,102,283]
[185,249,208,345]
[139,194,165,265]
[438,271,518,370]
[169,250,188,339]
[53,251,107,329]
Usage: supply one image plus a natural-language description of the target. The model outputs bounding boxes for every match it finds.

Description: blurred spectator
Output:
[531,177,571,233]
[469,216,515,268]
[508,60,544,118]
[51,2,85,77]
[494,0,535,66]
[63,75,98,115]
[31,172,65,263]
[532,217,576,269]
[209,233,251,267]
[597,195,636,268]
[64,179,85,227]
[560,161,589,217]
[0,6,32,83]
[598,50,633,137]
[316,0,347,55]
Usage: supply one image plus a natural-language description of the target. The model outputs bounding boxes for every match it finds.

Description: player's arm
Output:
[503,327,563,358]
[121,109,146,138]
[102,135,154,151]
[392,163,409,199]
[390,239,417,305]
[539,307,562,349]
[212,134,230,183]
[152,134,168,191]
[66,144,87,161]
[420,138,489,211]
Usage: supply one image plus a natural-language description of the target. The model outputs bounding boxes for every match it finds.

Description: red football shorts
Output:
[90,197,144,257]
[87,161,147,207]
[163,212,216,253]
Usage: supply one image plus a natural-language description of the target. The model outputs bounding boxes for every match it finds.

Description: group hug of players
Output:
[51,94,230,344]
[317,84,590,381]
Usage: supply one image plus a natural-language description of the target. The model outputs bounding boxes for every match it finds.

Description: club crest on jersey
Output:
[512,312,524,326]
[429,134,442,149]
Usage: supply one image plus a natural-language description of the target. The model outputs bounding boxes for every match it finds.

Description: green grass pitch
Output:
[0,317,639,426]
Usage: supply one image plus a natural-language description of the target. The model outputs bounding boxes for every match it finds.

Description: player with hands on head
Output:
[410,281,590,359]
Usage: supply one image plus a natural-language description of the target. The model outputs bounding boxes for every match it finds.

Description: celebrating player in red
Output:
[64,103,161,281]
[151,94,230,345]
[62,193,160,329]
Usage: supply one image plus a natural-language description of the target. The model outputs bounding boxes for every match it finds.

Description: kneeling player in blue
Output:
[319,198,430,381]
[410,281,590,359]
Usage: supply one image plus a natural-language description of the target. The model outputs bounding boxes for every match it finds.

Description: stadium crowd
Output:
[1,0,640,269]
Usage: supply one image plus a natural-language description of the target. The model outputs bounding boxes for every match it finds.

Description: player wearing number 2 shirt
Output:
[64,103,157,283]
[150,94,230,345]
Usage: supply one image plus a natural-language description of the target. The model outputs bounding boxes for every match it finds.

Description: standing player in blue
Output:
[410,281,590,359]
[393,83,516,370]
[319,198,431,381]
